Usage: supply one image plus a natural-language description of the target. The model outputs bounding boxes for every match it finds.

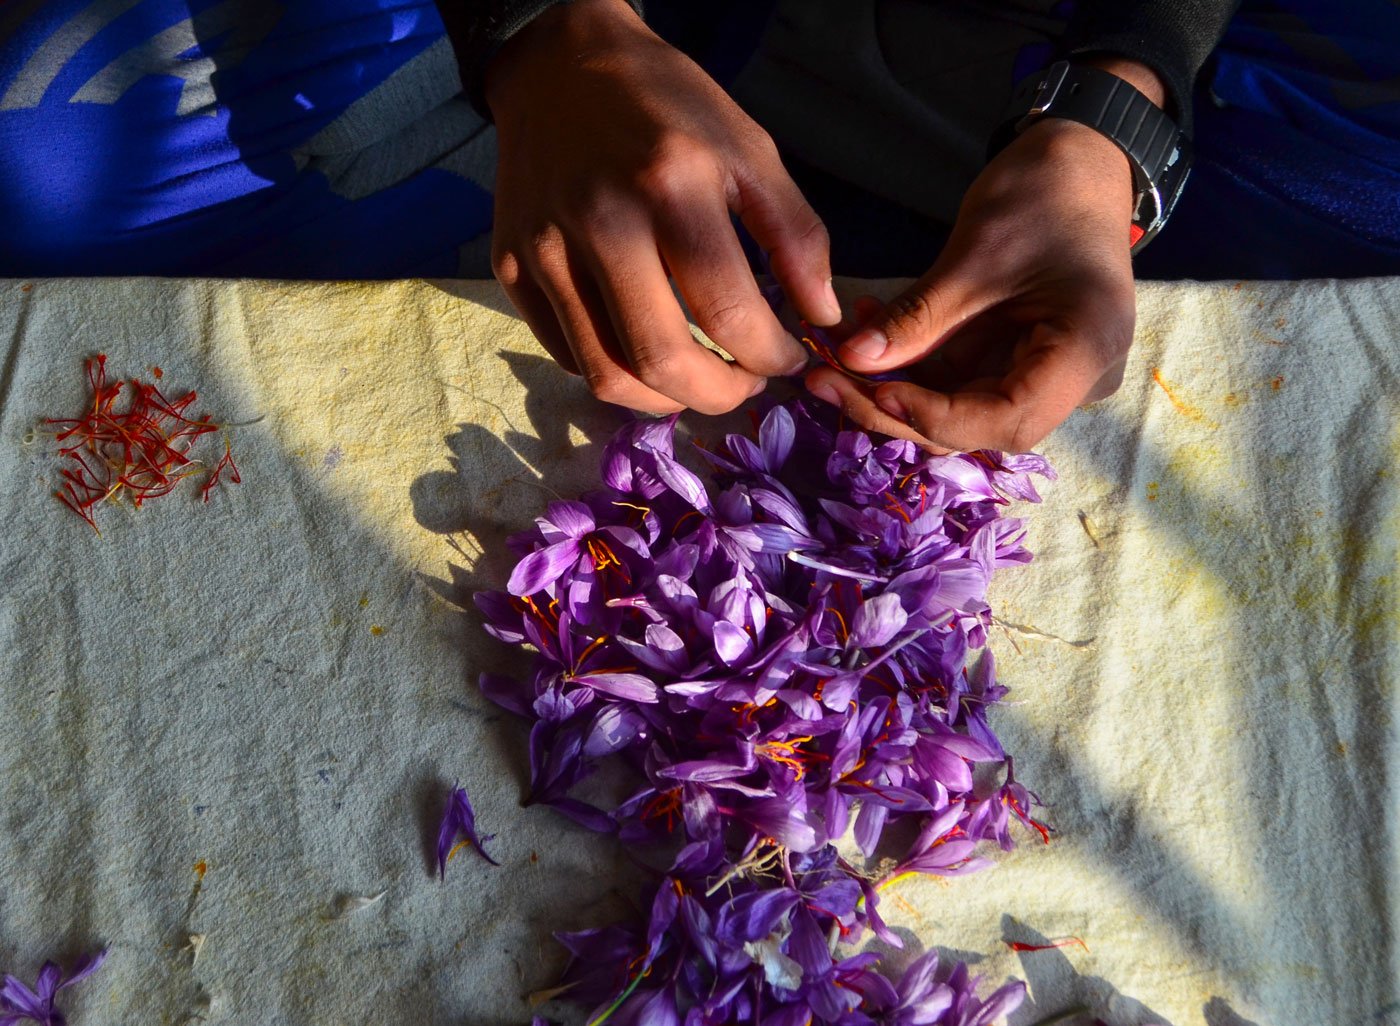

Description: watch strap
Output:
[990,61,1192,254]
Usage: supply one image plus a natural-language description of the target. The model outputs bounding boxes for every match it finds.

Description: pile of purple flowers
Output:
[476,398,1051,1026]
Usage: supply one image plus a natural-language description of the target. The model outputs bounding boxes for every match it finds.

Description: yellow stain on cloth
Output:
[1151,367,1220,428]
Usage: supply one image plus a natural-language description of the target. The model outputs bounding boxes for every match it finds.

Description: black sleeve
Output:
[1064,0,1242,135]
[434,0,646,120]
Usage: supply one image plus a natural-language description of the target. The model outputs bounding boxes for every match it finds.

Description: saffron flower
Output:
[436,783,499,877]
[1,951,106,1026]
[473,397,1052,1024]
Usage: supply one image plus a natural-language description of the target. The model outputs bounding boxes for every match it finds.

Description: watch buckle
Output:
[1027,61,1069,118]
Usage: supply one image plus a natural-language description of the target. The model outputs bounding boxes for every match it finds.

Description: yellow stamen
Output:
[757,735,816,780]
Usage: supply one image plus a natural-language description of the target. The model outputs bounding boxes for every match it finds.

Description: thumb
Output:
[838,255,1001,372]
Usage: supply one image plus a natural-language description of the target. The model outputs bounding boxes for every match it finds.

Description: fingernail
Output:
[748,378,768,398]
[819,279,842,325]
[876,392,909,422]
[808,381,840,406]
[784,346,811,377]
[843,328,888,363]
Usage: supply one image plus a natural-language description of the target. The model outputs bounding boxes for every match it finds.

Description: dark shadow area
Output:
[1202,996,1262,1026]
[1003,916,1175,1026]
[410,349,620,608]
[423,277,519,321]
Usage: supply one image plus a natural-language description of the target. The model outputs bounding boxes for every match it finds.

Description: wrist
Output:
[1035,57,1165,194]
[1011,119,1136,217]
[483,0,646,118]
[988,58,1185,248]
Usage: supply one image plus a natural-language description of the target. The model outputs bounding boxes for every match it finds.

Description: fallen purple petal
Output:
[435,783,499,877]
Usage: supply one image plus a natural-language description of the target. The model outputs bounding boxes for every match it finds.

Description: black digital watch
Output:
[989,60,1192,255]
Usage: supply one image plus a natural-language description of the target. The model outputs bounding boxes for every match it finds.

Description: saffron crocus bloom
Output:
[1,951,106,1026]
[436,783,499,877]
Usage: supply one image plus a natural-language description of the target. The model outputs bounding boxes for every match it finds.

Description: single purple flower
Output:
[435,783,499,877]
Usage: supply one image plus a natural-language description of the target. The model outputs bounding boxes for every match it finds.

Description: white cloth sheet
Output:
[0,276,1394,1026]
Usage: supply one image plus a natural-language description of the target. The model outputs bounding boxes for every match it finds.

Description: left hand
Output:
[805,94,1152,454]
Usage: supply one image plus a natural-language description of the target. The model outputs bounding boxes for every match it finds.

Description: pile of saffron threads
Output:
[44,354,239,532]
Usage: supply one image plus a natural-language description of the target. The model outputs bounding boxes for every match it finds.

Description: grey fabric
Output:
[731,0,1065,226]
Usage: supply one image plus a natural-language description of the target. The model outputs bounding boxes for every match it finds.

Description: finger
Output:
[657,198,807,378]
[872,324,1106,453]
[731,140,841,327]
[494,260,580,374]
[851,294,885,326]
[533,244,685,415]
[816,294,887,347]
[838,245,1005,373]
[583,216,764,416]
[803,366,952,455]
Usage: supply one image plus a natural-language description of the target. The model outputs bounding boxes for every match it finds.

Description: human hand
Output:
[805,81,1157,453]
[484,0,840,415]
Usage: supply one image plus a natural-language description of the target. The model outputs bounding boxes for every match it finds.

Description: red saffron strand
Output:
[1005,937,1088,954]
[45,354,240,530]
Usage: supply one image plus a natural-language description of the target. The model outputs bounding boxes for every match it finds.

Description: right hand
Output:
[484,0,840,415]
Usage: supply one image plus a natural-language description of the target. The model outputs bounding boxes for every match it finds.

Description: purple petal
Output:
[784,906,831,976]
[712,621,754,666]
[932,559,990,610]
[677,894,718,967]
[548,797,616,833]
[59,951,107,990]
[925,726,1000,763]
[759,405,795,469]
[751,486,809,532]
[659,756,755,783]
[934,456,999,501]
[824,788,851,839]
[651,452,711,511]
[646,881,680,962]
[652,543,699,581]
[618,986,680,1026]
[583,706,647,758]
[742,798,819,851]
[436,784,499,877]
[761,1005,816,1026]
[578,673,660,703]
[850,593,908,648]
[34,962,61,1001]
[776,688,822,721]
[473,590,527,644]
[537,500,595,542]
[507,540,580,596]
[972,980,1027,1025]
[0,977,42,1017]
[478,673,530,717]
[854,800,889,857]
[725,435,766,474]
[857,877,902,949]
[716,887,801,945]
[900,839,979,874]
